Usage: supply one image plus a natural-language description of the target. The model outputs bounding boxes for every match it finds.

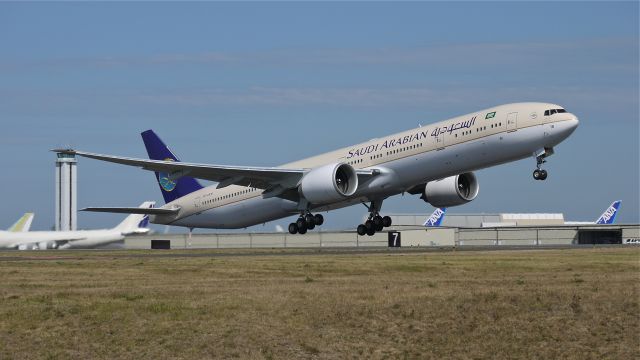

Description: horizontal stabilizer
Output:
[81,207,179,215]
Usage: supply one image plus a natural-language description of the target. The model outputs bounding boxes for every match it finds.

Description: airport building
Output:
[389,212,566,228]
[124,224,640,250]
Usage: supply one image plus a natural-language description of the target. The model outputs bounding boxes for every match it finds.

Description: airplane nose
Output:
[554,114,579,141]
[569,114,579,129]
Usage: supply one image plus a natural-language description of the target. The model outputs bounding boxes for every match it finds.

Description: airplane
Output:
[54,102,579,236]
[423,208,447,227]
[0,202,154,250]
[565,200,622,225]
[7,213,34,232]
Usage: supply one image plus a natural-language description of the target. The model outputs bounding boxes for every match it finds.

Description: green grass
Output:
[0,247,638,359]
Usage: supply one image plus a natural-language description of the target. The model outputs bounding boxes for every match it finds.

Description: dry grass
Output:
[0,247,638,359]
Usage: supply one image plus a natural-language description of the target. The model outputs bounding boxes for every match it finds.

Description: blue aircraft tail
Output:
[424,208,447,227]
[138,215,150,228]
[141,130,203,203]
[595,201,621,225]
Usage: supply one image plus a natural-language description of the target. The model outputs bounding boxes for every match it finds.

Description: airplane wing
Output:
[52,149,378,191]
[81,206,179,215]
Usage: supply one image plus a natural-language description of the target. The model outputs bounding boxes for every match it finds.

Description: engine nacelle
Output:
[422,172,479,208]
[300,163,358,204]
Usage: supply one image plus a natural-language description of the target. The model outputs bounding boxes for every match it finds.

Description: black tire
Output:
[373,216,383,228]
[314,214,324,226]
[305,214,315,225]
[298,226,307,235]
[307,221,315,230]
[540,170,548,180]
[375,223,384,231]
[533,169,541,180]
[366,227,376,236]
[365,220,374,230]
[357,224,367,236]
[296,218,306,230]
[382,216,392,227]
[288,223,298,234]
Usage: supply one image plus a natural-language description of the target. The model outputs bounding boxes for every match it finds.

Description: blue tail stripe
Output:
[138,215,150,228]
[424,208,446,227]
[595,201,621,225]
[141,130,203,203]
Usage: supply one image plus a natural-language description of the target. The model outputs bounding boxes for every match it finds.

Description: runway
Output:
[0,243,630,261]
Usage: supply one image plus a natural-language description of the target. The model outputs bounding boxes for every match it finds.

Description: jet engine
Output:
[299,163,358,204]
[421,172,479,208]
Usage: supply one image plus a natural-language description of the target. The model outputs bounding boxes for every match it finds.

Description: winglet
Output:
[595,200,621,225]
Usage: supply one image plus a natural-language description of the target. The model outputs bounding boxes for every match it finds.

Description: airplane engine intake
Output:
[422,172,479,208]
[300,163,358,204]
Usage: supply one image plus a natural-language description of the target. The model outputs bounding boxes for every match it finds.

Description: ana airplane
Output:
[565,200,622,225]
[7,213,34,232]
[55,102,579,236]
[0,202,154,250]
[424,208,447,227]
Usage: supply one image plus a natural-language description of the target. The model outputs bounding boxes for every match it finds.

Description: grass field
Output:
[0,247,638,359]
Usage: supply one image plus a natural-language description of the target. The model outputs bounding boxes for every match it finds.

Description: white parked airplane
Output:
[7,213,35,232]
[0,202,154,250]
[565,200,622,225]
[55,102,579,236]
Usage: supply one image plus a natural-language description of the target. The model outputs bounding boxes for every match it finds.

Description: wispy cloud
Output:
[1,38,636,71]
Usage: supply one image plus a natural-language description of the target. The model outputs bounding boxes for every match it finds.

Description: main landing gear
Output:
[356,200,392,236]
[288,213,324,235]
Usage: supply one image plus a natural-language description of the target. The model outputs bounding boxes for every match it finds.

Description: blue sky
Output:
[1,2,638,231]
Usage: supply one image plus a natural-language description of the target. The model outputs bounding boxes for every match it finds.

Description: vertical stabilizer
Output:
[8,213,34,232]
[141,130,203,203]
[595,201,621,225]
[114,201,155,234]
[424,208,447,227]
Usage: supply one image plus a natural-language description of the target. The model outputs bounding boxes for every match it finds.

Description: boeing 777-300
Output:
[55,102,579,236]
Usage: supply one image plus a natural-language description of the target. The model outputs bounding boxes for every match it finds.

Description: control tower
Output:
[55,152,77,231]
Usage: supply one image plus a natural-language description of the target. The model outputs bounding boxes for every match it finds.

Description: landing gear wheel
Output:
[305,214,315,225]
[357,224,367,236]
[382,216,392,228]
[296,218,306,230]
[366,227,376,236]
[533,169,541,180]
[373,216,383,227]
[540,169,548,180]
[365,220,374,231]
[298,226,307,235]
[288,223,298,234]
[314,214,324,226]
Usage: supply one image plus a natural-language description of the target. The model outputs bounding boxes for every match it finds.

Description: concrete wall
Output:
[124,225,639,250]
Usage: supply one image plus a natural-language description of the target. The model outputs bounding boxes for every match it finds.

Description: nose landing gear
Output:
[288,212,324,234]
[532,148,552,181]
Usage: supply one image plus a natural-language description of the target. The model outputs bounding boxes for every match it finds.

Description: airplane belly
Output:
[172,197,298,229]
[386,124,549,185]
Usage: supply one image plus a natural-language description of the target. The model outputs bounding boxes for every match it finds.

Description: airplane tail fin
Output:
[141,130,203,203]
[424,208,447,227]
[595,200,621,225]
[114,201,155,235]
[8,213,34,232]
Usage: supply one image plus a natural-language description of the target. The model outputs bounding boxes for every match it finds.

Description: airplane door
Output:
[435,132,445,149]
[506,112,518,131]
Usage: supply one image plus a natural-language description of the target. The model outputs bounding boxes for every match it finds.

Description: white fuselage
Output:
[152,102,579,228]
[0,229,125,250]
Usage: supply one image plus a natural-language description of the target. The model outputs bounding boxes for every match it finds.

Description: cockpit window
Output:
[544,108,567,116]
